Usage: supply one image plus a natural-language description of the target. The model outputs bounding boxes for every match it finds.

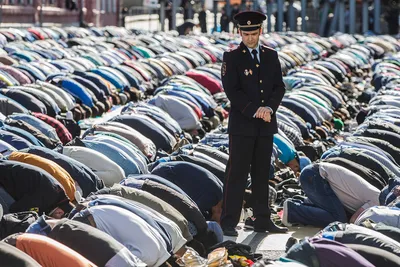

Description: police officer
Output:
[220,11,287,236]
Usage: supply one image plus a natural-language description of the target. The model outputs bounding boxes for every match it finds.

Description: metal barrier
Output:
[125,0,395,36]
[126,6,160,31]
[125,6,184,32]
[128,6,160,16]
[268,0,383,35]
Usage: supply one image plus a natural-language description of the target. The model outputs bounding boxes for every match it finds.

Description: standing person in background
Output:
[121,7,128,28]
[166,1,173,31]
[230,4,240,33]
[245,0,252,11]
[220,11,287,236]
[384,0,399,35]
[182,0,190,20]
[220,7,230,33]
[199,5,208,33]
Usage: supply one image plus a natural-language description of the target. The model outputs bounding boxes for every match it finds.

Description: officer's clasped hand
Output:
[255,107,271,122]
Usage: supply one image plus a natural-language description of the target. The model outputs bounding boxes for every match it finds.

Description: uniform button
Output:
[260,80,262,83]
[261,100,265,103]
[261,90,264,93]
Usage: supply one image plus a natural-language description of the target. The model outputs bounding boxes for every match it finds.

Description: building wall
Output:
[0,0,120,27]
[85,0,120,27]
[0,4,36,24]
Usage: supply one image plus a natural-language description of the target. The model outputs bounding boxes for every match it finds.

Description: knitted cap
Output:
[333,118,344,130]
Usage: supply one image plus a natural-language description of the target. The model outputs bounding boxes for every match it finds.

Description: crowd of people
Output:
[0,25,399,266]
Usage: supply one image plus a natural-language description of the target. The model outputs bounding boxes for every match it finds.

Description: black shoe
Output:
[253,227,270,234]
[254,219,289,233]
[255,223,288,233]
[223,227,238,237]
[244,217,255,230]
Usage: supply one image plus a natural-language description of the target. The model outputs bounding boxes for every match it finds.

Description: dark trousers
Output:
[221,134,273,229]
[287,164,348,227]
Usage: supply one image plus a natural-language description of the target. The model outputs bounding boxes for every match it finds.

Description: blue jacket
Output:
[83,140,141,176]
[0,129,32,150]
[0,122,43,147]
[281,98,319,128]
[273,134,297,164]
[84,135,148,174]
[9,114,60,141]
[151,161,223,213]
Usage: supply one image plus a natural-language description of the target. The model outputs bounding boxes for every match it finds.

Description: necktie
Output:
[252,50,260,65]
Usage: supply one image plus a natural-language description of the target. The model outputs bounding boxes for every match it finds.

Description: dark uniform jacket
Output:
[222,42,286,136]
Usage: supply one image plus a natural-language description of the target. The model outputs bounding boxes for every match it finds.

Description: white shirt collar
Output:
[246,43,260,54]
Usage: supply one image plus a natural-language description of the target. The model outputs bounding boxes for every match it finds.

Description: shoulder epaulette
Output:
[261,45,277,52]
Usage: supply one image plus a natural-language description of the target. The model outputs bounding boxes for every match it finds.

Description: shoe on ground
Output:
[254,216,288,233]
[222,227,238,237]
[282,199,293,227]
[244,216,255,230]
[255,223,287,233]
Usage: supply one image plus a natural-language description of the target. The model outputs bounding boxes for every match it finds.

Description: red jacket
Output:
[186,70,223,95]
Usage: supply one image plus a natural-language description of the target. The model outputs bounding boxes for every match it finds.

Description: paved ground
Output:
[224,223,319,259]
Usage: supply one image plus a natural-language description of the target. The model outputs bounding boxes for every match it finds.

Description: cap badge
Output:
[247,20,251,25]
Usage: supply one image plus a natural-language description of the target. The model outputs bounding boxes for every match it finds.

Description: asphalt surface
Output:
[224,223,319,259]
